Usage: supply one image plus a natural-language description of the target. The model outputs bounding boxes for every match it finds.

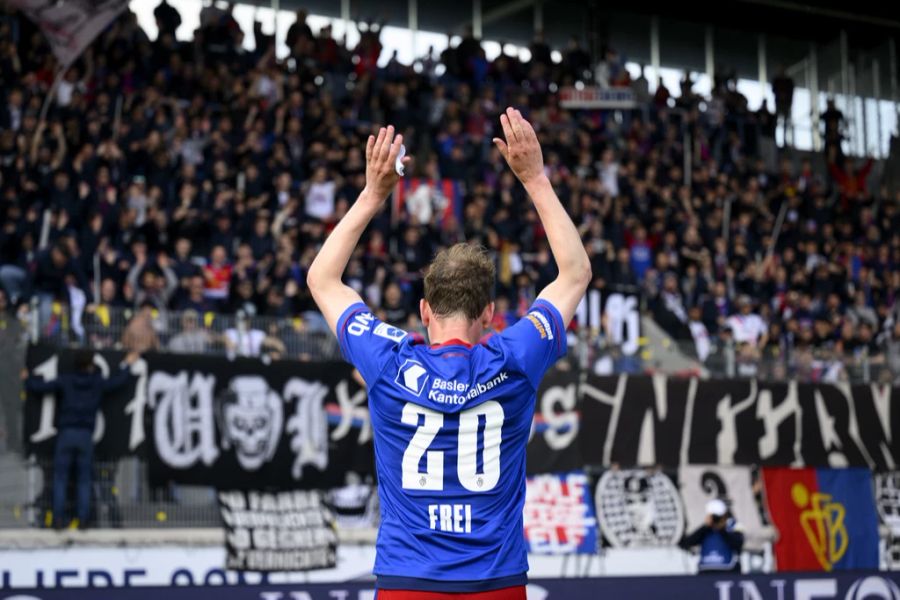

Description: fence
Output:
[17,296,900,383]
[0,456,222,530]
[30,298,342,361]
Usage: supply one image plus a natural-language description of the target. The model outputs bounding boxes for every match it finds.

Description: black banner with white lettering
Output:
[217,489,337,571]
[143,352,371,490]
[23,345,900,480]
[578,375,900,470]
[526,367,582,475]
[23,345,373,489]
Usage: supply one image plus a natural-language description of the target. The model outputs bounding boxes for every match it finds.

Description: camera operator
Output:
[679,499,745,573]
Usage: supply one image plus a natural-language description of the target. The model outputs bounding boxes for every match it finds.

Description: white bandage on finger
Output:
[395,144,406,176]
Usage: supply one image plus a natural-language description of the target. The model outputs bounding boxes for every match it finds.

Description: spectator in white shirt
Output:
[225,311,266,357]
[725,296,768,349]
[304,166,337,221]
[597,149,619,198]
[688,306,711,362]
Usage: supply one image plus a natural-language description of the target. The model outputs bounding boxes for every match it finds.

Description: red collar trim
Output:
[430,338,474,349]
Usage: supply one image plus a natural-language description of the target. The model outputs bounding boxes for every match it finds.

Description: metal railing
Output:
[30,299,341,361]
[0,456,222,530]
[20,299,897,384]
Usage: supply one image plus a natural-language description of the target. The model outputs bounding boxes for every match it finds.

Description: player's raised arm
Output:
[492,107,591,324]
[307,126,409,334]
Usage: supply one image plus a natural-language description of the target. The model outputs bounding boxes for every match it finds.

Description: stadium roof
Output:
[246,0,898,96]
[265,0,899,47]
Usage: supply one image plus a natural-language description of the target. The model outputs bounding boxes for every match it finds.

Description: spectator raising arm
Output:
[307,126,410,333]
[492,108,591,324]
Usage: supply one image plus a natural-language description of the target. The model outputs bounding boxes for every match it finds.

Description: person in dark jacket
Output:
[679,499,745,573]
[24,349,139,529]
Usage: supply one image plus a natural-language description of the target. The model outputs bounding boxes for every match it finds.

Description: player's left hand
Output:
[364,125,410,201]
[493,107,545,186]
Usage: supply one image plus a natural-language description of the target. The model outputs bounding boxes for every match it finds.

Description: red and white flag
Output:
[9,0,129,66]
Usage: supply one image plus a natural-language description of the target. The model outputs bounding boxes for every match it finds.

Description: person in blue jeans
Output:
[24,349,139,529]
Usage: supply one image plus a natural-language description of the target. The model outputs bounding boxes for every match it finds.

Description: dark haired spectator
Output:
[24,350,140,529]
[771,65,794,146]
[154,0,182,39]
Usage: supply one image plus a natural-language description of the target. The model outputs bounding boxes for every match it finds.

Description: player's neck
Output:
[427,318,483,347]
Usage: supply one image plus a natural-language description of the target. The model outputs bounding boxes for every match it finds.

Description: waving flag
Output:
[9,0,129,66]
[762,467,879,571]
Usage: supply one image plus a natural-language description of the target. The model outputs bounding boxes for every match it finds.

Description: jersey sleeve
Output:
[495,299,567,388]
[336,302,408,383]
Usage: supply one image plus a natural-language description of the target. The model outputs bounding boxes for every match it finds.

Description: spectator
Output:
[828,157,874,206]
[32,242,85,328]
[679,499,744,574]
[126,254,178,311]
[122,302,160,353]
[178,274,216,313]
[203,245,232,305]
[882,321,900,380]
[382,282,412,328]
[688,306,711,362]
[847,290,878,329]
[650,272,691,341]
[653,78,671,108]
[23,350,140,529]
[627,227,653,281]
[168,309,214,353]
[83,278,125,349]
[154,0,181,39]
[172,237,201,284]
[726,296,768,350]
[821,98,844,160]
[562,37,590,80]
[285,9,312,51]
[224,310,266,357]
[528,30,552,69]
[771,65,794,146]
[304,166,337,221]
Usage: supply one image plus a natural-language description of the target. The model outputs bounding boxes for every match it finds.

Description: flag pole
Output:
[767,199,789,258]
[38,63,69,124]
[32,62,70,179]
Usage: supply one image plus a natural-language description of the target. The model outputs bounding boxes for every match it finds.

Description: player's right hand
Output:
[493,107,545,186]
[364,125,410,201]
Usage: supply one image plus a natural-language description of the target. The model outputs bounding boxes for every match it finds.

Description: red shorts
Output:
[377,586,526,600]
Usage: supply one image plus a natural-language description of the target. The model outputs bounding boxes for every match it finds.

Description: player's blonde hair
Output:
[424,243,495,321]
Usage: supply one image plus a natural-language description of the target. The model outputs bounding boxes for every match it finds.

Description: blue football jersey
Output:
[336,300,566,592]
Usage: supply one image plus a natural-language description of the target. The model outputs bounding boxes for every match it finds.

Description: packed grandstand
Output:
[1,2,900,596]
[1,1,899,383]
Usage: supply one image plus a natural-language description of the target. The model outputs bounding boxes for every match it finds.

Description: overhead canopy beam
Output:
[736,0,900,30]
[473,0,482,38]
[464,0,535,30]
[650,16,660,92]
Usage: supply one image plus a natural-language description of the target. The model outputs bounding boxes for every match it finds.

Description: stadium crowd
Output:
[0,2,899,378]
